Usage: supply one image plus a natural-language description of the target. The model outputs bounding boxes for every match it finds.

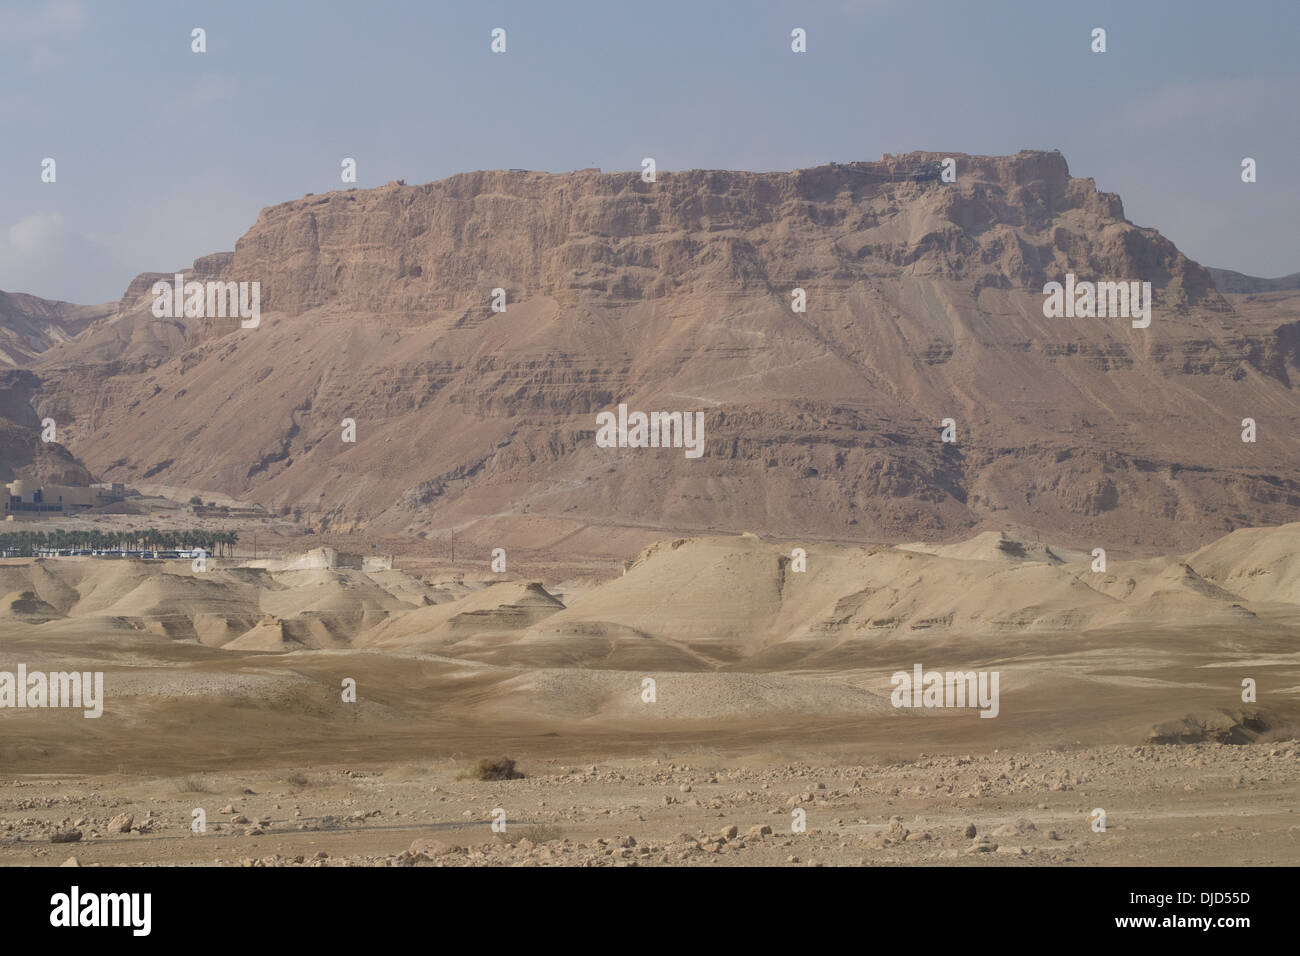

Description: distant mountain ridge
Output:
[1207,267,1300,294]
[0,291,113,368]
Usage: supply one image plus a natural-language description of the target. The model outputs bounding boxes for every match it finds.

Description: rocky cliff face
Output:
[0,368,95,484]
[220,150,1220,318]
[23,150,1300,553]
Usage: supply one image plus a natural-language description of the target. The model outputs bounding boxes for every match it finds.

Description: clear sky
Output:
[2,0,1296,303]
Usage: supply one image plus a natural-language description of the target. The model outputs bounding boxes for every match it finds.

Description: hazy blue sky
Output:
[2,0,1297,302]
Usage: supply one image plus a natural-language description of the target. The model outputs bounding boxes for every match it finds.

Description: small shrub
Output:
[460,757,525,781]
[496,823,563,845]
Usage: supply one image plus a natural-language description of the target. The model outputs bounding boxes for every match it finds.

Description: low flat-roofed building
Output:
[4,479,118,519]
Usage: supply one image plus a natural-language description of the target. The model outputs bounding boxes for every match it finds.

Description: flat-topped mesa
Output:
[226,149,1220,318]
[23,150,1287,555]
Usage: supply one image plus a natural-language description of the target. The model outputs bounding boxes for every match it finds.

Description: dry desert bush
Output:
[495,823,564,845]
[459,757,525,781]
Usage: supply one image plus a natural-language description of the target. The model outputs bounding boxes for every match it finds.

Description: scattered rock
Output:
[408,839,462,859]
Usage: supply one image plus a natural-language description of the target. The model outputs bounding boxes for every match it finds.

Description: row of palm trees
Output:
[0,528,239,557]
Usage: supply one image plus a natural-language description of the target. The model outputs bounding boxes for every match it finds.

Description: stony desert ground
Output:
[1,523,1297,866]
[4,743,1299,867]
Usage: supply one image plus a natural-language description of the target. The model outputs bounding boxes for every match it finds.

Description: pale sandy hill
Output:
[808,555,1119,637]
[480,527,1300,666]
[508,537,1117,669]
[190,611,259,647]
[225,618,305,651]
[62,561,187,616]
[1069,556,1258,629]
[559,535,810,657]
[365,568,455,607]
[1129,561,1248,606]
[476,669,894,722]
[259,568,413,637]
[1185,522,1300,606]
[359,581,564,650]
[0,589,60,622]
[495,621,717,671]
[0,560,82,615]
[97,573,261,620]
[0,522,1294,669]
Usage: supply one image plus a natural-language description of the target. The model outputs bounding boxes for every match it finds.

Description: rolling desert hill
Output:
[5,150,1300,560]
[0,522,1295,668]
[0,519,1294,804]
